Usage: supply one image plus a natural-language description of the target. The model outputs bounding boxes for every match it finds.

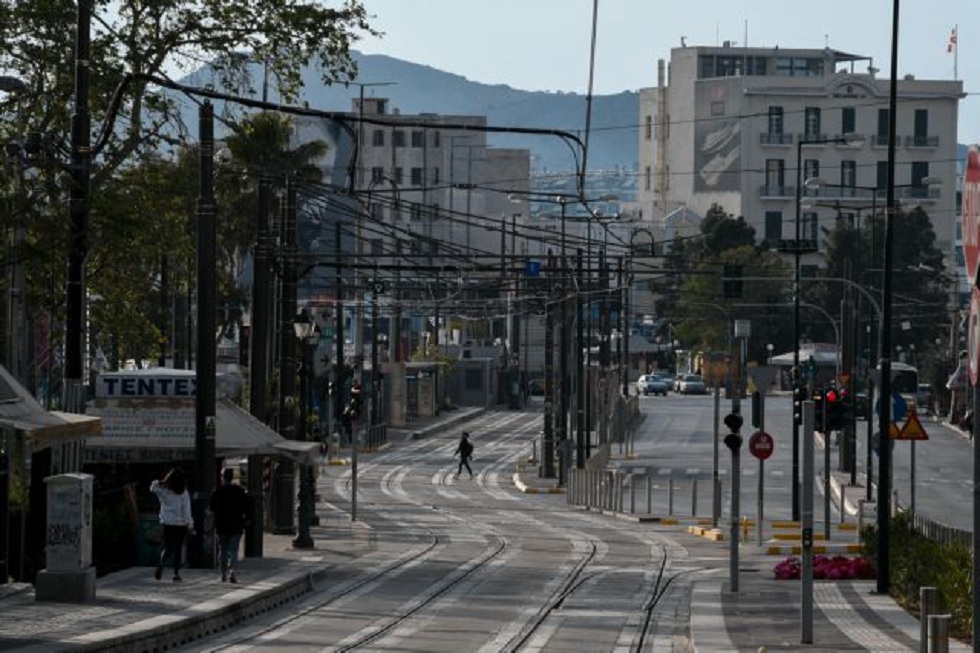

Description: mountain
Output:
[185,51,640,175]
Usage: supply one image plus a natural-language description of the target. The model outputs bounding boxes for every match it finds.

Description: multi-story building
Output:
[638,44,963,272]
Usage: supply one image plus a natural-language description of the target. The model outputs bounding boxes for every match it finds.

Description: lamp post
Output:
[767,343,774,365]
[790,132,864,520]
[292,309,319,549]
[625,228,656,396]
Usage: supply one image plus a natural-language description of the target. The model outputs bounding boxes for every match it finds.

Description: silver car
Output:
[678,374,707,395]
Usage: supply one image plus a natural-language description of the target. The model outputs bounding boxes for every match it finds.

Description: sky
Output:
[356,0,980,145]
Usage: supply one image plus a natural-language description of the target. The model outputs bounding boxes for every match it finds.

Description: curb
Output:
[512,473,565,494]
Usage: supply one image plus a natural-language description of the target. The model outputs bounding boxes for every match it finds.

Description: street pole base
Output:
[292,535,315,549]
[272,527,296,536]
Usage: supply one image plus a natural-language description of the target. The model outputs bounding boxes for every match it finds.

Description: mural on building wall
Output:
[694,84,741,192]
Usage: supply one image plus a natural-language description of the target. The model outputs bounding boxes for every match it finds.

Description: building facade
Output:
[638,44,963,272]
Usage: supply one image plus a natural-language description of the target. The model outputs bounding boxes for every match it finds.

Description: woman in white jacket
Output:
[150,467,194,581]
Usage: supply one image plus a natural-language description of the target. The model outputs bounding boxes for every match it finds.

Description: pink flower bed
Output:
[773,555,876,580]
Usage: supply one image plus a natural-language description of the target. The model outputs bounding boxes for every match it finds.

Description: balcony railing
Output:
[872,134,898,147]
[905,134,939,148]
[759,184,794,198]
[760,132,793,146]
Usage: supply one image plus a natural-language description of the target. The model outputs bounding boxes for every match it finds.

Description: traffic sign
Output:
[748,430,774,461]
[896,408,929,441]
[875,391,908,422]
[887,421,901,440]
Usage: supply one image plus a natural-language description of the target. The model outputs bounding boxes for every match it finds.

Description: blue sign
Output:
[874,391,908,422]
[525,260,541,277]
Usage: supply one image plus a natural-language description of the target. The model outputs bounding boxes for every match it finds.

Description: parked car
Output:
[637,374,669,396]
[678,373,707,395]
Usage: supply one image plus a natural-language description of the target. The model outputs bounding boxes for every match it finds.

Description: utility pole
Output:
[65,0,92,413]
[576,249,586,468]
[273,177,298,535]
[334,222,346,444]
[246,173,271,558]
[542,253,556,478]
[192,101,217,568]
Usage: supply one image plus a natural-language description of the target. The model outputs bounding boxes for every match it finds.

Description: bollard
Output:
[692,478,698,517]
[927,614,950,653]
[839,485,846,524]
[629,475,635,514]
[646,476,652,515]
[668,478,674,515]
[919,587,938,653]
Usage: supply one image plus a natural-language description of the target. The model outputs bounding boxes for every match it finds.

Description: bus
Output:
[876,361,918,419]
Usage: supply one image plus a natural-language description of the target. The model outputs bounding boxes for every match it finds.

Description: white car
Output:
[678,374,707,395]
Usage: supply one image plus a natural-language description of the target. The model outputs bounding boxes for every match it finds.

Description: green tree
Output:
[0,1,373,380]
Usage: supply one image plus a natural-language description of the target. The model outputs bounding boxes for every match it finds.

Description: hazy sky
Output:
[357,0,980,145]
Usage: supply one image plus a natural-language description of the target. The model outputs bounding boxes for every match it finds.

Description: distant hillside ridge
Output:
[180,51,640,174]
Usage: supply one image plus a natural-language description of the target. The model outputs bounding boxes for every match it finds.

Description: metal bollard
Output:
[629,474,636,514]
[646,476,652,515]
[692,478,698,517]
[927,614,950,653]
[668,478,674,515]
[919,587,938,653]
[839,484,846,524]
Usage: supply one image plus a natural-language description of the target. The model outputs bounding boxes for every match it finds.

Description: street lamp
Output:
[625,227,656,396]
[790,131,864,520]
[292,309,319,549]
[767,343,774,365]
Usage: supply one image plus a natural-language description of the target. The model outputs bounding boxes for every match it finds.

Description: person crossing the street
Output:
[454,431,474,479]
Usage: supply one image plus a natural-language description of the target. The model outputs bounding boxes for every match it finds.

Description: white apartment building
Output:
[638,44,963,271]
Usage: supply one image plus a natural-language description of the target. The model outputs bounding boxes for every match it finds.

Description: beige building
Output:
[638,44,963,270]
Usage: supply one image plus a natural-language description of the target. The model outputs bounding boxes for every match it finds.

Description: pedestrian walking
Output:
[454,431,474,479]
[210,467,250,583]
[150,467,194,582]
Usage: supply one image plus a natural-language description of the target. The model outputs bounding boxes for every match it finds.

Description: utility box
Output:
[35,473,96,602]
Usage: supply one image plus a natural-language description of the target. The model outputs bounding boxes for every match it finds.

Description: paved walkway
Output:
[0,406,970,651]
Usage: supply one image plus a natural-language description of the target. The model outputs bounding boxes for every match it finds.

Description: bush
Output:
[773,554,875,581]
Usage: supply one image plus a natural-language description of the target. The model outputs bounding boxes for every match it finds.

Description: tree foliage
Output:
[0,0,373,379]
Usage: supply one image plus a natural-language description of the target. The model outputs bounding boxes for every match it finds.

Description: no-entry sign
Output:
[748,430,774,461]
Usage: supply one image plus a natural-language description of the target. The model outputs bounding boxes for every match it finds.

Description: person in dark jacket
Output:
[209,467,250,583]
[454,431,474,479]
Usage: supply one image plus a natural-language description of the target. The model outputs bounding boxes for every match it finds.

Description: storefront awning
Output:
[0,366,101,452]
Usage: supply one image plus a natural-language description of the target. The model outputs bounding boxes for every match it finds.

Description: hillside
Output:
[182,51,640,175]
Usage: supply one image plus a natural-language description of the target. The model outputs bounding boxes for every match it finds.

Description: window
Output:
[803,159,819,189]
[371,239,383,256]
[393,130,406,147]
[804,107,821,139]
[371,129,385,147]
[765,211,782,242]
[840,160,856,191]
[411,130,425,147]
[393,167,403,184]
[432,167,440,185]
[370,202,383,221]
[911,161,930,197]
[765,159,785,193]
[768,106,784,136]
[644,165,651,191]
[912,109,930,146]
[410,203,422,221]
[432,131,441,147]
[805,211,818,243]
[645,115,652,140]
[370,167,384,183]
[876,109,890,145]
[876,160,889,192]
[841,107,856,135]
[411,167,423,186]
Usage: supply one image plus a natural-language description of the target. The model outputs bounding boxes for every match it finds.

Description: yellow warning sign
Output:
[888,421,901,439]
[896,409,929,441]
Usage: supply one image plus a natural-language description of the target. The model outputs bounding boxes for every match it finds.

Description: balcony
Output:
[872,134,899,148]
[759,184,795,199]
[905,135,939,148]
[760,132,793,146]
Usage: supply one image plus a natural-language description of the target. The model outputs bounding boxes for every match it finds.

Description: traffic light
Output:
[751,391,762,428]
[793,385,807,426]
[812,388,825,433]
[824,387,844,431]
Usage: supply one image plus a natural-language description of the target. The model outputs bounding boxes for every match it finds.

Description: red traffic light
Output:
[825,389,839,403]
